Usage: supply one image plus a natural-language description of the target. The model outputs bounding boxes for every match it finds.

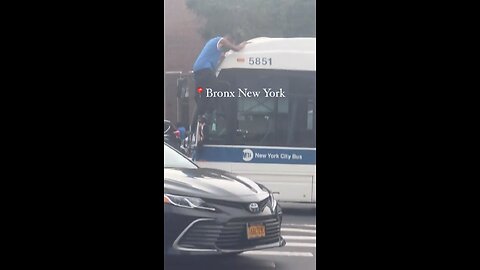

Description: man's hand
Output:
[238,42,247,50]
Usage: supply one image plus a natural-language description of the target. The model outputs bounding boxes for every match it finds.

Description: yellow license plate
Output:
[247,224,266,239]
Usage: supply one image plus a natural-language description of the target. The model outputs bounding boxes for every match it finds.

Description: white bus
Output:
[194,37,316,203]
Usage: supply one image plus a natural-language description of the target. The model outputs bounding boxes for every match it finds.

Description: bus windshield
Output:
[204,69,316,148]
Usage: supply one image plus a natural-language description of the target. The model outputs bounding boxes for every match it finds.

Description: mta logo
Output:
[242,149,254,162]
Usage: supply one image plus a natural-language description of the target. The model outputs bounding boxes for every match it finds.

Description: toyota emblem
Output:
[249,203,260,213]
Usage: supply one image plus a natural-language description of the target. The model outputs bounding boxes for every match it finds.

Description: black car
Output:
[164,120,182,151]
[164,142,286,256]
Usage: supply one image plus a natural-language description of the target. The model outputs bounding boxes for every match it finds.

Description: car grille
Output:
[205,197,271,212]
[178,216,281,250]
[177,222,222,249]
[216,217,281,249]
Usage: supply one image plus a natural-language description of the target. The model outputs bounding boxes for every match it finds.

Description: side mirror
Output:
[177,78,189,98]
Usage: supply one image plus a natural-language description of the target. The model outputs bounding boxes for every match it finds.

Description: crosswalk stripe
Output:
[283,224,316,228]
[286,242,316,247]
[281,228,316,234]
[283,235,316,240]
[243,251,314,257]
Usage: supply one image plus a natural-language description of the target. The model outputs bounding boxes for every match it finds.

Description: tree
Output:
[186,0,316,42]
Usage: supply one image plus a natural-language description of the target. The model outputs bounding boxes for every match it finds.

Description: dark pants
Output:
[191,69,230,128]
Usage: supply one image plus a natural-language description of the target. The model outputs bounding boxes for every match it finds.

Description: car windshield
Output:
[164,143,197,169]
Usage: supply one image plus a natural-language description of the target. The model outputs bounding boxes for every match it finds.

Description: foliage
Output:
[186,0,316,42]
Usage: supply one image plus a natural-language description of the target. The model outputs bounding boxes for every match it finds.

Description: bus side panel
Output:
[312,175,316,203]
[195,161,233,173]
[237,173,312,203]
[196,161,315,203]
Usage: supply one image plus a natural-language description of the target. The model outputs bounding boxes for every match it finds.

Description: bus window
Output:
[211,69,315,148]
[236,94,276,146]
[307,102,313,130]
[203,99,233,145]
[284,77,315,148]
[232,72,290,146]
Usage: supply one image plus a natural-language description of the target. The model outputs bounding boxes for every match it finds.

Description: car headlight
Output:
[270,193,277,211]
[255,183,278,211]
[164,194,215,211]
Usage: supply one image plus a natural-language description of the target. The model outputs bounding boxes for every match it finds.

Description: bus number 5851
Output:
[249,57,272,66]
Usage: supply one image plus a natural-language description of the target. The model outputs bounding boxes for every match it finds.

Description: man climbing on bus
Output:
[190,33,247,153]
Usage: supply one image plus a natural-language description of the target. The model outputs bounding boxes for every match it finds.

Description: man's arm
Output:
[219,38,247,52]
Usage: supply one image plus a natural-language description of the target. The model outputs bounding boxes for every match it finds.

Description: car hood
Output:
[164,167,269,202]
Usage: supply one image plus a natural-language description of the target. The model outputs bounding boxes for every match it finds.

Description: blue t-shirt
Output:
[193,36,223,72]
[178,127,186,140]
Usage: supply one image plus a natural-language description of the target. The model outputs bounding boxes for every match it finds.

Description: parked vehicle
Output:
[164,142,285,256]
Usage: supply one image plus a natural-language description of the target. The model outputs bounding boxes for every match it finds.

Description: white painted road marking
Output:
[283,224,316,228]
[238,223,316,258]
[243,251,314,257]
[281,228,316,234]
[283,235,316,240]
[286,242,316,247]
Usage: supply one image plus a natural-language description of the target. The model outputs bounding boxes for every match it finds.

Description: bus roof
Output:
[218,37,316,72]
